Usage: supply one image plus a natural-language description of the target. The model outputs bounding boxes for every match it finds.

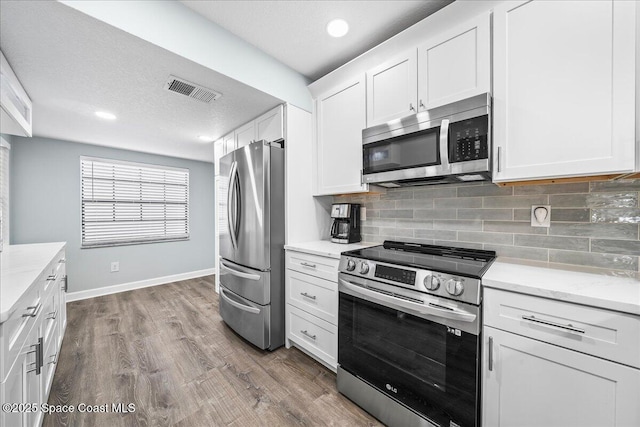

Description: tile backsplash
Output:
[334,179,640,272]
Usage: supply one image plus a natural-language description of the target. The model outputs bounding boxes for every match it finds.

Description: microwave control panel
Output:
[449,115,489,163]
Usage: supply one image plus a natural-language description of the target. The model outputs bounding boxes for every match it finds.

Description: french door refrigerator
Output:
[218,139,285,350]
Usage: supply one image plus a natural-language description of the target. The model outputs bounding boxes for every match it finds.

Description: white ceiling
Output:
[0,1,281,162]
[181,0,453,81]
[0,0,453,162]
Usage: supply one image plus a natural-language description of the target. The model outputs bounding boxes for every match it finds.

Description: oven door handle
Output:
[339,278,477,323]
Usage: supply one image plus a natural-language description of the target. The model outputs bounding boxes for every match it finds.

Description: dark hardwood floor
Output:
[43,276,381,426]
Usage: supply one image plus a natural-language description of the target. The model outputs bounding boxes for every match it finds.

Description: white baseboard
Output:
[66,268,217,302]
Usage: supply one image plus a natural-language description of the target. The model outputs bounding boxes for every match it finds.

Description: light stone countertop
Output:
[484,258,640,316]
[1,242,66,323]
[284,240,379,259]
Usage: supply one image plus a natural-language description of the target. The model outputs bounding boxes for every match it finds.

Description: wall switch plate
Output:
[111,261,120,272]
[531,205,551,228]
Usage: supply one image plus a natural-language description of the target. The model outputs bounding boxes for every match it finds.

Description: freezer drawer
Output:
[219,257,271,305]
[219,285,270,350]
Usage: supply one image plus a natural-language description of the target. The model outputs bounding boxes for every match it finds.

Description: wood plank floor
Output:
[43,276,382,426]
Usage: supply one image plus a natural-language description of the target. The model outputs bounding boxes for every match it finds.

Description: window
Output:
[81,157,189,247]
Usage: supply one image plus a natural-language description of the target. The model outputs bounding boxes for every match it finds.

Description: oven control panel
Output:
[338,256,481,305]
[449,115,489,163]
[374,264,416,285]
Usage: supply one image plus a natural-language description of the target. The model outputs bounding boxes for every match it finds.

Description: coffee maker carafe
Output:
[330,203,361,244]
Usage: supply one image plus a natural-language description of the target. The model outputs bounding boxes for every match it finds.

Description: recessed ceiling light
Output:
[327,19,349,38]
[95,111,117,120]
[198,135,215,142]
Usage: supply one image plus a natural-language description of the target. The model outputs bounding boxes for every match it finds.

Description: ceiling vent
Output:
[164,75,222,103]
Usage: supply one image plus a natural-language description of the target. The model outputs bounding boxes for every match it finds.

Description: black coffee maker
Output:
[330,203,361,244]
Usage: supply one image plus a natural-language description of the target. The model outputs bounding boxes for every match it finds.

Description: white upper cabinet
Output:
[255,105,284,143]
[222,131,235,155]
[417,13,490,110]
[493,0,636,182]
[214,139,224,176]
[234,120,255,149]
[314,76,368,195]
[0,50,32,137]
[366,50,417,126]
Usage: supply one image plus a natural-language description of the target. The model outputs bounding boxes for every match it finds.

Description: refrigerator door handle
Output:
[220,287,260,314]
[233,167,241,245]
[227,161,238,250]
[219,258,261,281]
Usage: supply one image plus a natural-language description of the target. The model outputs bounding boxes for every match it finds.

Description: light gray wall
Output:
[10,136,215,293]
[335,180,640,273]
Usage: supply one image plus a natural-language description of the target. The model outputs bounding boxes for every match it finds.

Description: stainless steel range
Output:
[337,241,496,427]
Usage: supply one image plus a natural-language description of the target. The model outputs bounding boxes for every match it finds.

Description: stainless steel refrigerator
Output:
[218,139,285,350]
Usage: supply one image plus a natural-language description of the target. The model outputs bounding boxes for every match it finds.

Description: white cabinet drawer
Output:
[287,270,337,325]
[0,278,42,383]
[287,305,337,370]
[484,288,640,368]
[286,250,340,282]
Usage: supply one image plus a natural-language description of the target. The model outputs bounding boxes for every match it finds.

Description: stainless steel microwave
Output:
[362,93,491,187]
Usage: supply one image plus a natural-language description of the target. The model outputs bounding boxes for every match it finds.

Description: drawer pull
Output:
[58,258,66,264]
[522,315,585,334]
[300,330,317,340]
[47,274,58,281]
[300,262,317,269]
[47,310,58,320]
[488,336,494,371]
[22,303,41,318]
[300,292,317,300]
[49,353,57,365]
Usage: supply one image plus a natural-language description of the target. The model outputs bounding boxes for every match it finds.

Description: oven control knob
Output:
[424,275,440,290]
[359,262,370,274]
[346,260,356,271]
[445,279,464,296]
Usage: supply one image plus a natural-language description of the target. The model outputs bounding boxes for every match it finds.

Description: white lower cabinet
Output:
[0,246,67,427]
[482,288,640,427]
[285,250,340,371]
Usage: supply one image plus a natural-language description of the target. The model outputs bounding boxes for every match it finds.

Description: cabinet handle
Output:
[22,303,41,318]
[300,330,317,340]
[360,169,364,186]
[48,353,57,365]
[58,258,66,264]
[27,338,43,375]
[47,310,58,320]
[300,292,317,300]
[300,262,317,269]
[497,146,502,173]
[47,274,58,282]
[488,336,493,371]
[62,275,68,292]
[521,315,586,334]
[409,103,415,112]
[419,99,425,109]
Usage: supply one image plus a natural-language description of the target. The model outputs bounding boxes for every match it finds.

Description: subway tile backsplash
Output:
[334,179,640,272]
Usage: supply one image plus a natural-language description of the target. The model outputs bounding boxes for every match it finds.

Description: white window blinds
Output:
[81,157,189,247]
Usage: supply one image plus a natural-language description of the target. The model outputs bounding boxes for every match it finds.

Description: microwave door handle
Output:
[439,119,450,170]
[338,278,476,323]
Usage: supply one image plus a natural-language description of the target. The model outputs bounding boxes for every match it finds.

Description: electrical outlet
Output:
[360,207,367,221]
[531,205,551,228]
[111,261,119,272]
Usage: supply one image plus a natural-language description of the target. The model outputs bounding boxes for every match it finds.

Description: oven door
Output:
[338,274,480,427]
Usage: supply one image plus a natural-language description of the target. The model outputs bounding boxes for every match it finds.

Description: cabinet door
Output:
[214,139,224,175]
[493,0,636,182]
[223,132,235,155]
[366,50,417,126]
[1,349,27,427]
[235,121,256,149]
[255,105,283,143]
[483,326,640,427]
[315,76,368,195]
[417,13,490,110]
[25,325,42,427]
